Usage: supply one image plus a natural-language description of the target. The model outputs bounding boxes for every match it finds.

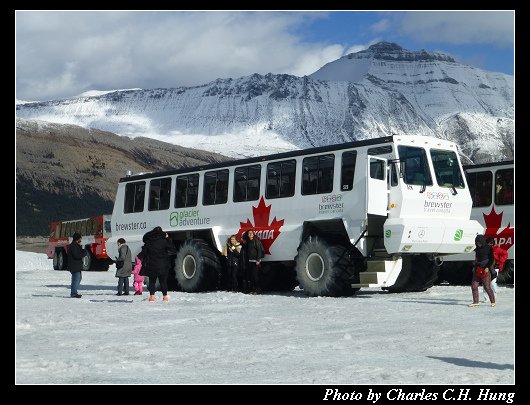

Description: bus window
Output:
[234,165,261,202]
[175,174,199,208]
[370,159,385,180]
[89,219,97,235]
[341,151,357,191]
[80,220,87,236]
[398,146,433,186]
[149,177,172,211]
[495,169,514,205]
[302,154,334,195]
[368,145,392,155]
[466,171,492,207]
[104,220,112,234]
[187,174,199,207]
[203,170,229,205]
[430,149,465,188]
[124,181,146,213]
[266,159,296,199]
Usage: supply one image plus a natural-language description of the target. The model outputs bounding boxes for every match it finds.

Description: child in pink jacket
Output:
[132,246,146,295]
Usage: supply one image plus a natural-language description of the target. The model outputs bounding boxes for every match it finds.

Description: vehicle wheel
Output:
[295,236,356,297]
[496,260,514,284]
[82,248,92,271]
[52,250,60,270]
[175,239,221,292]
[437,261,473,285]
[56,249,67,270]
[386,255,440,293]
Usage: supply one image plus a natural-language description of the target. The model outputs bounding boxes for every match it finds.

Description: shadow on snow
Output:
[427,356,513,370]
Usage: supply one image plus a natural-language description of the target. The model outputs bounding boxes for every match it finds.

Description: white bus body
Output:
[439,161,514,284]
[107,135,482,296]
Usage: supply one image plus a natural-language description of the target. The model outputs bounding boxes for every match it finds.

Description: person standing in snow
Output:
[223,235,242,292]
[131,245,147,295]
[67,232,86,298]
[483,237,509,303]
[142,226,177,302]
[469,234,496,307]
[114,238,132,296]
[243,229,265,294]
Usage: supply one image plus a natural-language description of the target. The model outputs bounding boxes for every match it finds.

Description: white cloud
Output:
[344,39,381,56]
[289,44,345,77]
[15,11,346,100]
[370,18,391,33]
[371,11,514,47]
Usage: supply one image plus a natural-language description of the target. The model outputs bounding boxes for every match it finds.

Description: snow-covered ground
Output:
[16,250,514,384]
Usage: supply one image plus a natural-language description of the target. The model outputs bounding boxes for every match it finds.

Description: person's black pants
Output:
[148,273,168,296]
[248,261,260,292]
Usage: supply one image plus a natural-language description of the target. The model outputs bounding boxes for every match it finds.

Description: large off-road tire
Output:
[496,260,514,285]
[437,261,473,285]
[52,250,60,270]
[386,255,440,293]
[81,248,92,271]
[81,246,95,271]
[175,239,221,292]
[55,249,67,270]
[295,236,356,297]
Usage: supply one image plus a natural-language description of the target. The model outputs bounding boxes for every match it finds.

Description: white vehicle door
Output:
[366,156,388,216]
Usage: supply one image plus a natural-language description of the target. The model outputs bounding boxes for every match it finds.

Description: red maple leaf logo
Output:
[483,207,514,251]
[236,196,284,255]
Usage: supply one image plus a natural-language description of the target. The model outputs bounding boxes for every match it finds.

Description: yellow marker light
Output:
[390,203,395,209]
[402,245,412,251]
[464,246,474,253]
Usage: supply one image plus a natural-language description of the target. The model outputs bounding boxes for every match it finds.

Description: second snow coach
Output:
[47,214,113,271]
[438,160,514,285]
[107,135,482,296]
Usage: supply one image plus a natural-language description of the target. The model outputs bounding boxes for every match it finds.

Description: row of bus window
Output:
[123,145,468,214]
[57,219,101,239]
[124,151,360,213]
[466,168,513,207]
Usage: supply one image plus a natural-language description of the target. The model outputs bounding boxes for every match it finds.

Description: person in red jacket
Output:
[483,237,509,303]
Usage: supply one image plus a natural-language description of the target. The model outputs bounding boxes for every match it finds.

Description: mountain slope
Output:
[16,119,228,236]
[16,42,514,163]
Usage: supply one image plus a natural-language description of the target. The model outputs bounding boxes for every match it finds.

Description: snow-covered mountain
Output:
[16,42,514,162]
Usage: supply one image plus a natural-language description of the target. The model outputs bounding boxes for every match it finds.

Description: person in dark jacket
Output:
[223,235,242,292]
[469,234,496,307]
[243,230,265,294]
[67,232,87,298]
[142,226,177,302]
[115,238,132,296]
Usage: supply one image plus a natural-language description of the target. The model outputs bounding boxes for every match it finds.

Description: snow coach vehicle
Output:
[47,214,113,271]
[107,135,483,296]
[438,160,514,284]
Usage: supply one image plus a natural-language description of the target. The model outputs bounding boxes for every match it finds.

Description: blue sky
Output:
[15,11,514,101]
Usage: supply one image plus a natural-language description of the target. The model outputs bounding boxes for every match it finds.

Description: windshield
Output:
[397,146,433,186]
[430,149,465,188]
